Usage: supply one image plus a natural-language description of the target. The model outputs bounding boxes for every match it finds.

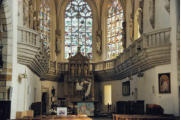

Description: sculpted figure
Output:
[23,0,29,27]
[29,0,33,29]
[165,0,170,14]
[129,18,133,41]
[149,0,155,29]
[96,30,102,55]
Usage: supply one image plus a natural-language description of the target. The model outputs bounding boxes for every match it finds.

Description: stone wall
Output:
[0,0,13,100]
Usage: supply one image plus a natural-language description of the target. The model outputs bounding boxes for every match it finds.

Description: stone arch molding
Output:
[57,0,99,61]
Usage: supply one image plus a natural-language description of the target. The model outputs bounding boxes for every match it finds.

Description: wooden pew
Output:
[113,114,177,120]
[13,115,92,120]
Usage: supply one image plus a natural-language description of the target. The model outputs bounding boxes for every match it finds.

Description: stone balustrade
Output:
[17,26,171,80]
[94,27,171,72]
[48,27,171,81]
[17,26,49,76]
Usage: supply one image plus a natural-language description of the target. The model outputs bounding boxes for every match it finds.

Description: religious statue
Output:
[33,11,40,31]
[55,30,61,54]
[129,18,134,41]
[138,0,144,34]
[0,21,3,32]
[23,0,29,27]
[135,8,143,37]
[51,86,55,97]
[71,65,75,76]
[149,0,155,29]
[75,80,92,100]
[165,0,170,14]
[96,30,102,55]
[29,0,34,29]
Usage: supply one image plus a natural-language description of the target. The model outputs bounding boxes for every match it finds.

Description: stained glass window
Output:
[39,0,50,53]
[65,0,93,59]
[107,0,124,59]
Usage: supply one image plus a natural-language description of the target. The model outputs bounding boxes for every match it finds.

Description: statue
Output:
[76,80,91,100]
[129,18,134,41]
[165,0,170,14]
[96,30,102,55]
[33,11,40,30]
[0,21,3,32]
[122,21,126,49]
[51,86,55,97]
[29,0,33,29]
[135,8,143,38]
[55,30,61,54]
[23,0,29,27]
[149,0,155,29]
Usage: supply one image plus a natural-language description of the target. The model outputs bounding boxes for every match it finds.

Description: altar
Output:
[60,47,95,116]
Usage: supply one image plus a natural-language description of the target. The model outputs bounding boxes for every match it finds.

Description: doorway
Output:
[42,92,48,114]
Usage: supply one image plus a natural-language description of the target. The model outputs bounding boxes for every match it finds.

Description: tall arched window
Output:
[39,0,50,52]
[64,0,92,59]
[107,0,124,59]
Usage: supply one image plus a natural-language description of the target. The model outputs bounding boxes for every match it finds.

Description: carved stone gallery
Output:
[0,0,180,120]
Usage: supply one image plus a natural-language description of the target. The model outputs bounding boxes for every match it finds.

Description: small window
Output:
[104,85,112,105]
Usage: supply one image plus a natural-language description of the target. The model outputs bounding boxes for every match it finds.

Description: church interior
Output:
[0,0,180,119]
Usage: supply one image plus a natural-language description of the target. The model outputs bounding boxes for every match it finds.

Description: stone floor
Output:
[91,117,112,120]
[92,117,112,120]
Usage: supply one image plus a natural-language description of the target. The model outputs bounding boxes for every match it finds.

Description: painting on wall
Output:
[122,81,130,96]
[158,73,171,93]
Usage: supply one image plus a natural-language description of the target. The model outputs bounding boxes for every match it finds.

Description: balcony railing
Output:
[18,26,40,48]
[93,27,171,71]
[17,26,49,76]
[17,26,171,80]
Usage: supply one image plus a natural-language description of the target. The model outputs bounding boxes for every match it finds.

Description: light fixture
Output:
[18,70,27,83]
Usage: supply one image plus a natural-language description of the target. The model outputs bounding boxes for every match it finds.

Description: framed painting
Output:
[122,81,130,96]
[57,107,67,116]
[77,102,94,116]
[158,73,171,93]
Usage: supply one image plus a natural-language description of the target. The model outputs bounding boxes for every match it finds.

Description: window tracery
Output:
[64,0,93,59]
[107,0,124,59]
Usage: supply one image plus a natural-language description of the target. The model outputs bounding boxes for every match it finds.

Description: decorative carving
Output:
[63,47,94,102]
[165,0,170,14]
[149,0,155,29]
[96,30,102,55]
